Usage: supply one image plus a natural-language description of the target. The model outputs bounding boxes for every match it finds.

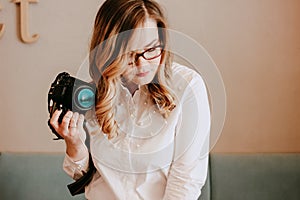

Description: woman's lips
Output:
[136,71,149,77]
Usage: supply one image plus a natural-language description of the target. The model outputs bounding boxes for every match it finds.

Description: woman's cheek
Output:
[122,66,136,82]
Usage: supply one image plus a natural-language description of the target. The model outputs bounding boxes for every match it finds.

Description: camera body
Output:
[47,72,96,139]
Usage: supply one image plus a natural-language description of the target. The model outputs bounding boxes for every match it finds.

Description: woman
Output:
[50,0,211,199]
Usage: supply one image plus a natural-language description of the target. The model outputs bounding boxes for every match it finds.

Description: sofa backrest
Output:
[209,153,300,200]
[198,167,210,200]
[1,152,300,200]
[0,152,211,200]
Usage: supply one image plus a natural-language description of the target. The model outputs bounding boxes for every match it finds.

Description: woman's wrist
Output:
[65,141,89,162]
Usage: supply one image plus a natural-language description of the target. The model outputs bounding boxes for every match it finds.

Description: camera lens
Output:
[74,85,95,112]
[78,88,95,108]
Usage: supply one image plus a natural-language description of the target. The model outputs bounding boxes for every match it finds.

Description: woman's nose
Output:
[135,56,147,67]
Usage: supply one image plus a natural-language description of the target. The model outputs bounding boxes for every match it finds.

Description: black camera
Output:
[47,72,96,139]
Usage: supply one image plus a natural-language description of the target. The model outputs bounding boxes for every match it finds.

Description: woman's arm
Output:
[49,110,89,179]
[163,72,211,200]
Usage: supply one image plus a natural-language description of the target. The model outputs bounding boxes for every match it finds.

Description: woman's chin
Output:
[133,76,156,86]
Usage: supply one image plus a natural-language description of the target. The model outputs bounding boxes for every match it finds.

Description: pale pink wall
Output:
[161,0,300,152]
[0,0,299,152]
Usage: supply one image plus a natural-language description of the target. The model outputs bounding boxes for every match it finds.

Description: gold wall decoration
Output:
[13,0,39,43]
[0,3,5,38]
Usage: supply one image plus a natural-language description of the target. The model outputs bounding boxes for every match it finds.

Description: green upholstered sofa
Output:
[0,152,299,200]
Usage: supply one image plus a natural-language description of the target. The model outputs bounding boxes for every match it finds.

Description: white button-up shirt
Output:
[63,63,211,200]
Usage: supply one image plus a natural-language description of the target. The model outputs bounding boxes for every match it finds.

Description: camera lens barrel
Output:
[73,85,96,112]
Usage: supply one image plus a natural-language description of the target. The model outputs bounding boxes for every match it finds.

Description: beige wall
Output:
[0,0,299,153]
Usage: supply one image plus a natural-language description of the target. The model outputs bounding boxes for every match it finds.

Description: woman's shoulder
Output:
[171,62,202,80]
[170,62,206,96]
[168,62,207,103]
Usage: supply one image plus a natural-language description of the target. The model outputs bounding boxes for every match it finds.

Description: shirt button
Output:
[137,121,143,126]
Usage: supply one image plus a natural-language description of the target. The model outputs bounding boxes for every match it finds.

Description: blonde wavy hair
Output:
[89,0,176,139]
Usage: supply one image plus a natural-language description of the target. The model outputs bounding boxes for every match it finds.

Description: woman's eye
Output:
[147,48,156,52]
[128,52,134,58]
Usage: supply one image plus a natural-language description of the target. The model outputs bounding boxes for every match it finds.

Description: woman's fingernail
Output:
[66,111,72,117]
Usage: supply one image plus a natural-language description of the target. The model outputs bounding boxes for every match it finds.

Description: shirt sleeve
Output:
[63,153,90,180]
[163,72,211,200]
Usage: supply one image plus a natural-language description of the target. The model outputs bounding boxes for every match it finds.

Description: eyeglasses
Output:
[128,45,164,65]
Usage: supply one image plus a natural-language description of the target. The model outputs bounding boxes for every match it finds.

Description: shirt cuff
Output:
[63,154,89,180]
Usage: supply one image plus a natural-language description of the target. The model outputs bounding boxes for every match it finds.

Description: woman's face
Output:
[122,18,162,86]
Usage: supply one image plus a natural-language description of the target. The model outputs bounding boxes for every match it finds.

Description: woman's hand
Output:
[50,110,86,145]
[49,110,88,161]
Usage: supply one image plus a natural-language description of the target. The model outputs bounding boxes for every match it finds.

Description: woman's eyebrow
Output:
[129,39,159,52]
[144,39,159,48]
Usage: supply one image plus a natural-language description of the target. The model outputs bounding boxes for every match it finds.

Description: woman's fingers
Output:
[69,112,79,129]
[49,109,62,129]
[78,114,85,128]
[61,111,73,131]
[49,110,85,141]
